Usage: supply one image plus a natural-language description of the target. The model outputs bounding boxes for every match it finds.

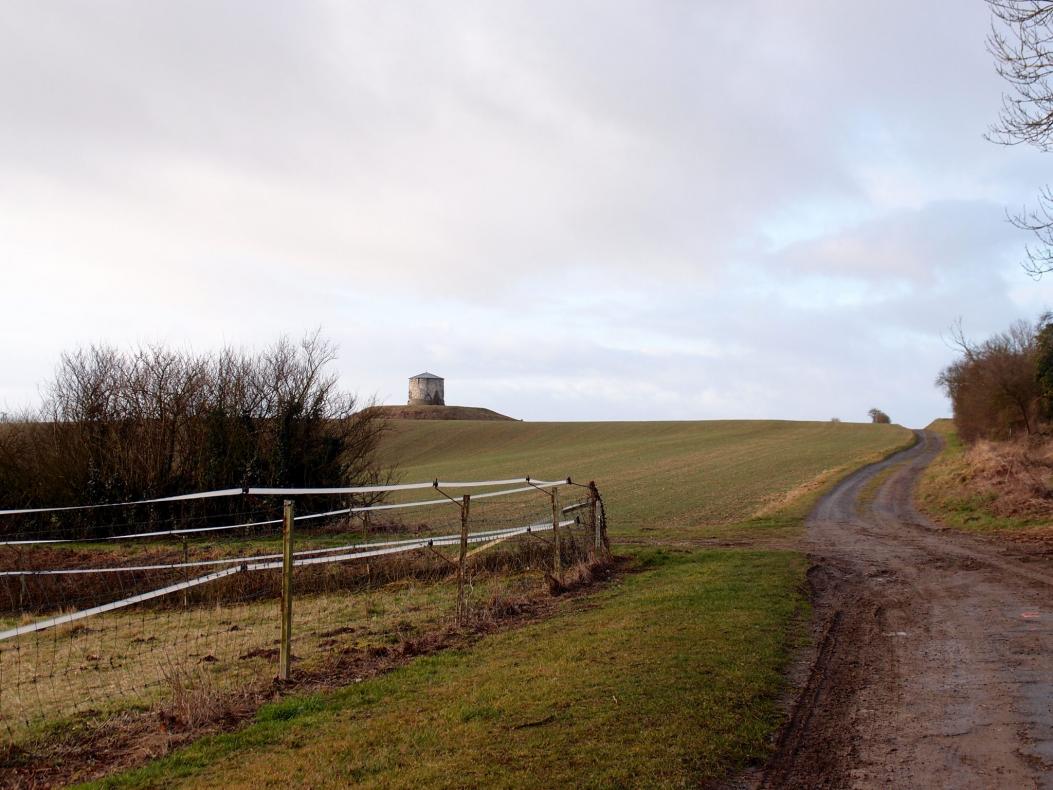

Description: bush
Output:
[937,319,1040,443]
[868,408,891,424]
[0,332,389,536]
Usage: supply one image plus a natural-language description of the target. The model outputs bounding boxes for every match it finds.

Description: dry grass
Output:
[917,419,1053,534]
[957,438,1053,518]
[0,480,596,755]
[0,535,575,746]
[750,469,839,518]
[159,667,248,731]
[3,557,609,788]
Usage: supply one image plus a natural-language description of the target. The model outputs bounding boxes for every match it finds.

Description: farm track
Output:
[759,430,1053,788]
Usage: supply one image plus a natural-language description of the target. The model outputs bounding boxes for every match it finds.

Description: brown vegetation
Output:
[0,534,560,616]
[0,556,615,789]
[0,332,389,538]
[936,318,1042,442]
[918,425,1053,528]
[952,438,1053,519]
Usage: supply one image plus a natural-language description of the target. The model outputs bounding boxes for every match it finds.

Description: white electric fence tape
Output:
[0,518,575,641]
[0,477,569,517]
[246,477,535,496]
[0,488,246,516]
[0,522,557,576]
[0,480,570,546]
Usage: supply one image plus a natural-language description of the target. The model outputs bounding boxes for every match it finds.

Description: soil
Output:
[758,430,1053,788]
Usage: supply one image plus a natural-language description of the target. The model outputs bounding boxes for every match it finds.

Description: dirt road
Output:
[762,430,1053,788]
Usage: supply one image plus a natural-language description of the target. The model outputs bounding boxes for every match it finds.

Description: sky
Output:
[1,1,1051,427]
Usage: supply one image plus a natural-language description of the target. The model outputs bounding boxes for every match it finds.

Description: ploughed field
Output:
[11,419,912,789]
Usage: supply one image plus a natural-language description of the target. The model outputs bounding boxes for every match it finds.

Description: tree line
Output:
[0,333,388,534]
[936,314,1053,443]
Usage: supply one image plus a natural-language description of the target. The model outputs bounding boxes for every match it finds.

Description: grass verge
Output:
[916,419,1053,534]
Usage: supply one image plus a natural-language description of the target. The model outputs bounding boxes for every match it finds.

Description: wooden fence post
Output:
[457,494,471,625]
[589,482,601,558]
[279,499,294,682]
[551,489,563,582]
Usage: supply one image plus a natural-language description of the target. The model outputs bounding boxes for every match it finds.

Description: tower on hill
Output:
[408,372,444,406]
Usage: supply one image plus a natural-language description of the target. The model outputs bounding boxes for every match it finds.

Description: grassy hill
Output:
[87,420,913,789]
[381,419,912,540]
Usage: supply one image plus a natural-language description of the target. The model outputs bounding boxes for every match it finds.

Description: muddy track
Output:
[760,430,1053,788]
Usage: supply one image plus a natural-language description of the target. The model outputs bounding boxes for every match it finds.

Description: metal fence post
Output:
[457,494,471,625]
[181,536,189,609]
[16,547,25,611]
[279,499,294,681]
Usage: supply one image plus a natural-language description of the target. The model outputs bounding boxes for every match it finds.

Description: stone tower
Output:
[408,372,445,406]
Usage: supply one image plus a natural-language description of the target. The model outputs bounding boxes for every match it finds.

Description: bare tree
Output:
[0,332,391,537]
[987,1,1053,274]
[937,318,1041,441]
[868,408,891,424]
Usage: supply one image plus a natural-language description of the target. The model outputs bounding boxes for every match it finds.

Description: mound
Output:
[369,404,516,421]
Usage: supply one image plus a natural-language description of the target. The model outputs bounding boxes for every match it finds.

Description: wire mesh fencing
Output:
[0,477,608,747]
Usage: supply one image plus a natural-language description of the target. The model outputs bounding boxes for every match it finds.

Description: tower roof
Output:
[410,372,443,380]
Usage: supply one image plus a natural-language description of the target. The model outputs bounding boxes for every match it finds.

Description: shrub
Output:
[937,319,1040,442]
[0,332,389,537]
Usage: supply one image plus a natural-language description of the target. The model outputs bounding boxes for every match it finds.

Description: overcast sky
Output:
[1,1,1050,426]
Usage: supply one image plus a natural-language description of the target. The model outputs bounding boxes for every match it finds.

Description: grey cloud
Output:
[1,1,1050,427]
[770,200,1017,285]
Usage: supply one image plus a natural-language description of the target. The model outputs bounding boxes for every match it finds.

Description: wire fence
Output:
[0,476,608,747]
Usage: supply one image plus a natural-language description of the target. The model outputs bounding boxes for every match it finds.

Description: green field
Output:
[83,419,912,789]
[381,420,913,540]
